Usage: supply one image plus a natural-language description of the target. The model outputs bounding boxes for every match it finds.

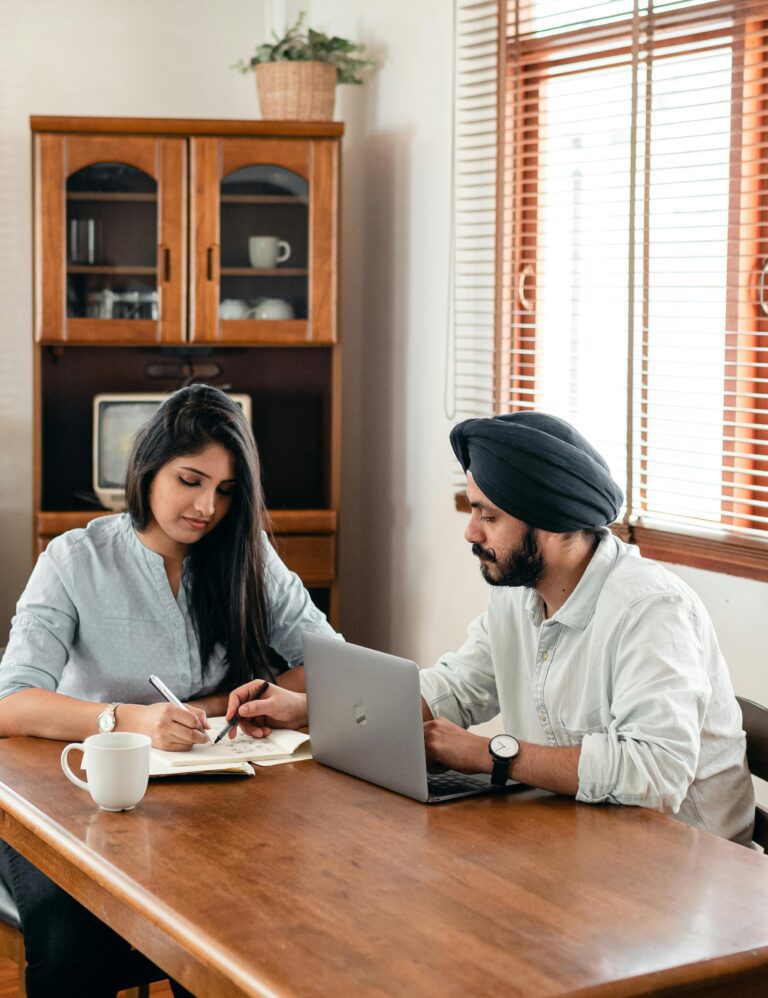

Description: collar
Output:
[525,528,621,630]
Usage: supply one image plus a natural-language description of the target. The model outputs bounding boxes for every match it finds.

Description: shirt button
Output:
[181,673,189,683]
[538,710,547,723]
[538,649,549,662]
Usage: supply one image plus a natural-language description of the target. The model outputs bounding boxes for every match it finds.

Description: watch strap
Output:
[488,734,520,786]
[98,702,122,733]
[490,757,511,787]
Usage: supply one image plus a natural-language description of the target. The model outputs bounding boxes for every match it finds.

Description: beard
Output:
[471,524,545,589]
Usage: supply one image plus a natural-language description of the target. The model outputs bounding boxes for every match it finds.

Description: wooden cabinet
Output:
[190,136,337,345]
[35,132,187,345]
[32,116,343,623]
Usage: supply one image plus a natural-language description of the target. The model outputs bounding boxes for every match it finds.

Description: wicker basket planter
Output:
[255,62,337,121]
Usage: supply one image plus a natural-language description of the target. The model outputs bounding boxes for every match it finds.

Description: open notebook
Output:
[150,717,312,777]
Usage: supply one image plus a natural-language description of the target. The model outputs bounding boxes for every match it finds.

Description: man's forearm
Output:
[509,742,581,796]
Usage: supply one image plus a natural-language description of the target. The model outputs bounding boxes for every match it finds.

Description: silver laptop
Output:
[303,633,515,803]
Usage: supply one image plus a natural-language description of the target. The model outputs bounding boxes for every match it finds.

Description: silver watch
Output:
[97,702,122,734]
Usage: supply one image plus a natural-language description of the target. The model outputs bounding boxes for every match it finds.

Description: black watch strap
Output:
[490,757,511,786]
[488,734,520,786]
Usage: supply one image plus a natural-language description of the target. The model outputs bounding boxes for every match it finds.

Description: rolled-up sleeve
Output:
[263,534,340,667]
[0,551,79,700]
[576,595,710,814]
[419,613,500,728]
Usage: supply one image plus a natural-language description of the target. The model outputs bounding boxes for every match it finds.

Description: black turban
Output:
[450,412,623,532]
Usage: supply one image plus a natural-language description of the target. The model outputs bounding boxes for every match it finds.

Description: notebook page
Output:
[152,719,310,768]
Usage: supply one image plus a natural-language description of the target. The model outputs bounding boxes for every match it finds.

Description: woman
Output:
[0,384,336,996]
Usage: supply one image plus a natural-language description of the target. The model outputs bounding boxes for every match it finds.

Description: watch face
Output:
[98,711,114,733]
[490,734,519,760]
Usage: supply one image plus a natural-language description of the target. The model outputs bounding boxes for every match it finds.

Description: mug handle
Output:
[277,240,291,264]
[61,743,89,792]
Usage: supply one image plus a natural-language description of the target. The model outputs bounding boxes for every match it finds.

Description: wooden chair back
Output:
[0,918,25,996]
[736,695,768,849]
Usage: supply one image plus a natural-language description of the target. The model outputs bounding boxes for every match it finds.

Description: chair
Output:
[0,875,25,996]
[736,695,768,850]
[0,872,152,997]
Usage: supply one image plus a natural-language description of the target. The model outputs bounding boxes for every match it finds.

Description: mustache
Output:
[471,543,497,563]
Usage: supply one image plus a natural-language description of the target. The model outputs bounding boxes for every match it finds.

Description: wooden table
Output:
[0,736,767,997]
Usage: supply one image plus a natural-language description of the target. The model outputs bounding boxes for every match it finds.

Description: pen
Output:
[148,674,208,736]
[213,680,270,744]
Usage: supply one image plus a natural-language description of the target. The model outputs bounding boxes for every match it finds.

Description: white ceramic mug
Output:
[248,236,291,268]
[252,297,295,320]
[61,732,151,812]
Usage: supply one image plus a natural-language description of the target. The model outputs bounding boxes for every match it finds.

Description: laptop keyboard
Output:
[427,771,494,797]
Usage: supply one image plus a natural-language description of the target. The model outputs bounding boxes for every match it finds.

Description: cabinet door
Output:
[35,134,186,345]
[190,137,338,345]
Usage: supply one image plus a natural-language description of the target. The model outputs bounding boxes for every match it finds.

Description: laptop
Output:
[303,632,517,803]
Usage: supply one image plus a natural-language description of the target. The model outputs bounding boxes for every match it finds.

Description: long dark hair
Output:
[125,384,272,686]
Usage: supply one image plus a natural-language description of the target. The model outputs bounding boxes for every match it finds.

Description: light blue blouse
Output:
[0,514,337,705]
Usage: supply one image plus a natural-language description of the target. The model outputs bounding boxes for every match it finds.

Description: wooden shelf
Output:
[220,195,306,205]
[220,267,307,277]
[67,265,156,274]
[36,509,337,537]
[67,193,157,202]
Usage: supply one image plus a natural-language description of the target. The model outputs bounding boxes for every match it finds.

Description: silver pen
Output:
[148,674,209,738]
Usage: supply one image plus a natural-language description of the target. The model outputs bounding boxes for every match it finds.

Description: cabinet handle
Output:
[207,246,214,281]
[163,247,171,282]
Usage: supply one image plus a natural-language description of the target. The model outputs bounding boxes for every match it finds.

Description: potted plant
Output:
[233,12,374,121]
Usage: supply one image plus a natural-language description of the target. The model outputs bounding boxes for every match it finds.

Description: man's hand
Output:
[423,717,492,774]
[224,681,308,738]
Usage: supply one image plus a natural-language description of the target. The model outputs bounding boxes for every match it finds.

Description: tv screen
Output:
[93,393,252,511]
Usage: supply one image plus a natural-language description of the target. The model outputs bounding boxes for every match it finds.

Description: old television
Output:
[93,392,252,511]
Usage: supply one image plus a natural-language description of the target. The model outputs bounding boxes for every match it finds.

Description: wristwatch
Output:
[97,702,123,734]
[489,733,520,786]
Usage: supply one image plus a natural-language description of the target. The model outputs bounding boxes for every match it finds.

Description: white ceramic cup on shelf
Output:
[61,732,151,812]
[219,298,252,319]
[248,236,291,268]
[252,298,295,320]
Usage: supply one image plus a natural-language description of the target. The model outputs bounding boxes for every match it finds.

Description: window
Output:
[450,0,768,580]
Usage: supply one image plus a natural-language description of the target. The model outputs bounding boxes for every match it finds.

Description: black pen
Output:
[213,680,270,744]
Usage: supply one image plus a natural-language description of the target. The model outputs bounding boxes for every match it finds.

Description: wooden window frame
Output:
[456,2,768,584]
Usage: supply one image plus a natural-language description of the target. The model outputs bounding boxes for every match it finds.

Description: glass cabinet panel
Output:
[219,165,308,321]
[66,163,158,321]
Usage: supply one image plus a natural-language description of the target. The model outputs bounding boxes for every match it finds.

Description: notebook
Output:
[303,633,516,803]
[149,718,312,777]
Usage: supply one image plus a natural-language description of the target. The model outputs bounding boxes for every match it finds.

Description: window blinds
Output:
[448,0,499,430]
[451,0,768,573]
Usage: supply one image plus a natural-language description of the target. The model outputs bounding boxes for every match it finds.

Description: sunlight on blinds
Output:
[451,0,768,562]
[448,0,498,433]
[495,0,768,548]
[534,63,633,492]
[643,48,731,525]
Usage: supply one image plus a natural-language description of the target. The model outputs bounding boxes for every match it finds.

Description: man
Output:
[420,411,755,845]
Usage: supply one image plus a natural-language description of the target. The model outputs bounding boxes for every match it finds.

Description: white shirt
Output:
[419,530,755,845]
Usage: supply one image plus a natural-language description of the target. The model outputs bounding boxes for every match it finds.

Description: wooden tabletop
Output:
[0,736,767,997]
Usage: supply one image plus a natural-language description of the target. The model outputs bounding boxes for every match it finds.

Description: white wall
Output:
[0,0,766,720]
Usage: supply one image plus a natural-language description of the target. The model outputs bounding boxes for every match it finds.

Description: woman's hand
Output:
[224,680,308,738]
[119,702,210,751]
